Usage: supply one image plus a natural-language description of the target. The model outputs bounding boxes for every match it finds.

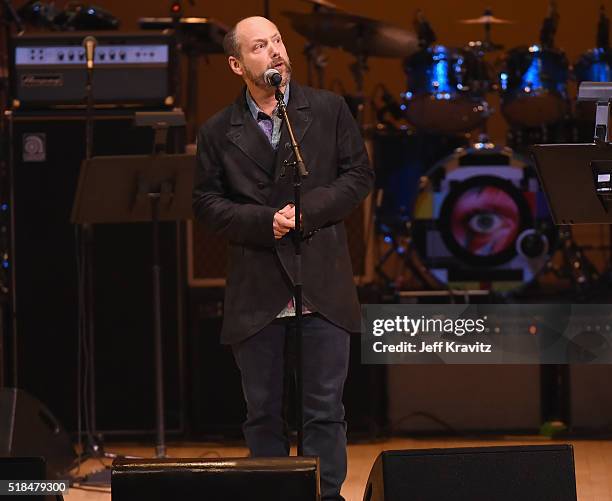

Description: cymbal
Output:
[459,15,513,24]
[282,11,418,58]
[298,0,341,9]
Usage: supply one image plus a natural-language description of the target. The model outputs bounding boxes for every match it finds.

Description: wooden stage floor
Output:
[64,437,612,501]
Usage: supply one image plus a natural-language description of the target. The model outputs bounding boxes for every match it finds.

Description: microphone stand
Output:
[275,85,308,456]
[78,38,113,467]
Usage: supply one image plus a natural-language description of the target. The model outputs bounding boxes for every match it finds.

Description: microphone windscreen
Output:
[264,68,282,87]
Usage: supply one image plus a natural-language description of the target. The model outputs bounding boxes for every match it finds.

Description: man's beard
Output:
[244,57,292,89]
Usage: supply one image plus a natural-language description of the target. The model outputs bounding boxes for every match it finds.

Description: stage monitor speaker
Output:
[363,445,577,501]
[0,388,76,480]
[111,457,320,501]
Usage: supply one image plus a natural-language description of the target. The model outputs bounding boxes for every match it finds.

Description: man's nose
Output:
[269,43,279,58]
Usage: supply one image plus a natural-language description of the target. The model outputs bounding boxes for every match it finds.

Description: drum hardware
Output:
[539,0,559,50]
[414,9,436,49]
[283,9,418,125]
[543,226,601,299]
[303,42,328,88]
[375,231,440,292]
[459,8,512,54]
[303,0,342,89]
[297,0,339,89]
[370,84,405,127]
[349,53,368,125]
[596,4,609,49]
[506,119,575,155]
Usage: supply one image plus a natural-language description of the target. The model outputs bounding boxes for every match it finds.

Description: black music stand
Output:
[71,152,195,458]
[531,142,612,225]
[531,141,612,434]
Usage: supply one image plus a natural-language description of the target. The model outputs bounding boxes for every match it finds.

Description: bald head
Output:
[223,16,279,60]
[224,15,292,91]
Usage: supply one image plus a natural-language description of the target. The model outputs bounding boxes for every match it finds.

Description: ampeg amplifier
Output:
[10,31,176,109]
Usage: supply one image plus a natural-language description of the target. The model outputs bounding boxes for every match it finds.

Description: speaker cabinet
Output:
[570,365,612,431]
[0,388,76,480]
[8,112,185,434]
[364,445,577,501]
[111,457,320,501]
[386,365,541,433]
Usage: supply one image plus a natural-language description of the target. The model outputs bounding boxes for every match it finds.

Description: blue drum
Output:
[402,45,489,134]
[574,48,612,133]
[574,47,612,83]
[499,45,569,128]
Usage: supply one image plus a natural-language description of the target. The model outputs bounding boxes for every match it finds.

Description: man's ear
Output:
[228,56,243,77]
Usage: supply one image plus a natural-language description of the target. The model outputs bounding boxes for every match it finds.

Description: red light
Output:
[171,3,181,13]
[528,325,537,335]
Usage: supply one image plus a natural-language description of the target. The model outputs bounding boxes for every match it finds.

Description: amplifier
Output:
[10,31,176,109]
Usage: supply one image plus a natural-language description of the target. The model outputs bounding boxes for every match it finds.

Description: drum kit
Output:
[285,1,610,297]
[12,0,609,296]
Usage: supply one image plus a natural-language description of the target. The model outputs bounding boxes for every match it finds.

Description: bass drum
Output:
[410,144,556,292]
[499,45,569,128]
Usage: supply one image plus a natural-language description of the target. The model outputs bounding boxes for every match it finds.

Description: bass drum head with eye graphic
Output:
[411,145,556,291]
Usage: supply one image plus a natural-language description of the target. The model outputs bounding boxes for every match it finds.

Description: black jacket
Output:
[193,82,374,344]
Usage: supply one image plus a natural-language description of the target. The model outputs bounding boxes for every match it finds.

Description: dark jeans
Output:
[232,313,350,501]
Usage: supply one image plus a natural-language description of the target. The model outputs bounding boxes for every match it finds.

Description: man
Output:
[192,16,373,501]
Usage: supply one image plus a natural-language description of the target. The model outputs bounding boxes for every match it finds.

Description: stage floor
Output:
[64,436,612,501]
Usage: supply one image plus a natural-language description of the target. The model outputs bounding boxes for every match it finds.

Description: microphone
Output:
[264,68,282,87]
[82,35,97,70]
